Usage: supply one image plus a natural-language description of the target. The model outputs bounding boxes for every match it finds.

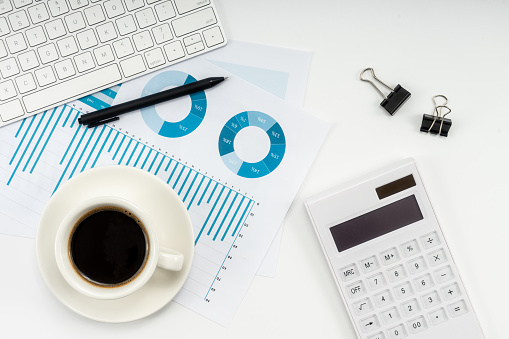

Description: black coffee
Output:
[69,206,148,287]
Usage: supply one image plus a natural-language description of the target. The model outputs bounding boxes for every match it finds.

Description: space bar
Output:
[23,65,122,113]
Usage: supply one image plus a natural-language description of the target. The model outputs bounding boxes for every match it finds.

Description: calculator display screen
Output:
[329,195,423,252]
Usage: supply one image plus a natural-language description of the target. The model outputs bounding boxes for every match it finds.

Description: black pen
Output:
[78,76,227,127]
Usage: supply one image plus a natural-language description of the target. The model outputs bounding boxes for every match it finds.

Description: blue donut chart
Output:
[140,71,207,138]
[219,111,286,178]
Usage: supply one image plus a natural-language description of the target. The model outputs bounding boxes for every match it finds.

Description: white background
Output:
[1,0,507,338]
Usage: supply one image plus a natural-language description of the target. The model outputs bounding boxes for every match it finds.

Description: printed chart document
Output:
[109,59,328,324]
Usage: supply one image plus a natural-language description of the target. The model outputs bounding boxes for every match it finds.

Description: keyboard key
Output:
[163,40,185,61]
[401,298,420,317]
[0,99,24,122]
[47,0,69,17]
[104,0,125,18]
[119,54,146,77]
[22,64,121,112]
[154,1,176,21]
[113,37,134,58]
[93,45,114,65]
[133,31,154,51]
[407,316,427,334]
[448,299,468,318]
[407,256,426,275]
[38,43,59,64]
[54,58,76,79]
[0,17,10,36]
[429,307,448,325]
[380,306,400,324]
[360,314,380,333]
[13,0,31,9]
[18,50,39,71]
[135,7,157,28]
[64,12,86,32]
[144,47,166,68]
[394,282,413,300]
[0,57,20,78]
[76,29,98,49]
[124,0,144,12]
[15,73,36,93]
[152,23,173,44]
[421,290,441,309]
[186,41,204,54]
[428,248,447,267]
[172,7,217,37]
[116,14,136,35]
[57,36,79,57]
[360,255,380,274]
[203,26,224,47]
[25,26,47,47]
[339,263,360,282]
[27,3,49,24]
[441,282,461,301]
[434,265,454,283]
[0,80,17,100]
[83,4,105,25]
[0,0,14,15]
[68,0,88,10]
[96,21,118,42]
[45,19,67,40]
[174,0,210,14]
[9,10,30,31]
[0,41,7,58]
[374,290,393,308]
[421,231,440,249]
[183,33,202,46]
[387,265,406,282]
[346,281,367,299]
[388,324,407,339]
[35,65,57,86]
[414,273,434,292]
[6,32,27,53]
[74,51,95,72]
[366,272,387,290]
[353,297,373,316]
[380,247,400,266]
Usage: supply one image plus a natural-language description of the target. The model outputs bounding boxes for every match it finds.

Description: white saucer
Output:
[36,166,194,323]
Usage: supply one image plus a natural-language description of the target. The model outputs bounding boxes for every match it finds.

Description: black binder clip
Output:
[360,68,411,115]
[420,95,452,137]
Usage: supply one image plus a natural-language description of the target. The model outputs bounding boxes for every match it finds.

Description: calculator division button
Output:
[346,281,367,299]
[420,231,441,249]
[380,247,400,266]
[434,265,454,283]
[339,263,360,282]
[407,316,427,334]
[400,239,420,257]
[441,282,461,301]
[367,332,386,339]
[367,272,387,290]
[353,297,373,316]
[387,265,407,283]
[374,290,394,308]
[394,282,414,300]
[429,307,448,326]
[414,273,434,292]
[360,314,381,333]
[407,256,426,275]
[448,299,468,318]
[427,248,447,267]
[401,298,420,317]
[360,255,380,274]
[381,306,401,324]
[421,290,441,309]
[388,324,408,338]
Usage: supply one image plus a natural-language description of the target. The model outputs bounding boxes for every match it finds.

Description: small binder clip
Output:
[420,95,452,137]
[360,68,411,115]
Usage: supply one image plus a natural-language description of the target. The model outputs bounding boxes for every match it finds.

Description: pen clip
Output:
[86,116,120,128]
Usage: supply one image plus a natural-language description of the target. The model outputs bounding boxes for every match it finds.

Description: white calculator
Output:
[305,158,484,339]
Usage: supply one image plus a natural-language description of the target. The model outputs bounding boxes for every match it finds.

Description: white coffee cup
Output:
[55,196,184,300]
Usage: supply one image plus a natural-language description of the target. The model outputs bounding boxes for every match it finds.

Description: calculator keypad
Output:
[346,233,469,338]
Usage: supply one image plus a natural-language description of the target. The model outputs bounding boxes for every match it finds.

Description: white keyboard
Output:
[0,0,227,126]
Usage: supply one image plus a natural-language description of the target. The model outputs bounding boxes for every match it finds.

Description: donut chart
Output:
[140,71,207,138]
[219,111,286,178]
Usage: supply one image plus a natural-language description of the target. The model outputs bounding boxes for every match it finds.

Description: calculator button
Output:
[367,273,387,290]
[380,247,400,266]
[367,332,386,339]
[401,298,420,317]
[347,281,367,299]
[394,282,414,300]
[407,256,426,275]
[374,290,394,308]
[448,299,468,318]
[353,297,373,316]
[360,314,381,333]
[408,316,427,334]
[420,231,441,249]
[441,282,461,301]
[400,239,420,257]
[427,248,447,267]
[360,255,380,274]
[387,265,407,282]
[380,306,401,324]
[434,265,454,283]
[429,307,448,325]
[414,273,434,292]
[388,324,408,338]
[339,263,360,282]
[421,290,441,309]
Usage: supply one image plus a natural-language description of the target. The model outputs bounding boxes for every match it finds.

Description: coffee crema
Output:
[68,206,149,287]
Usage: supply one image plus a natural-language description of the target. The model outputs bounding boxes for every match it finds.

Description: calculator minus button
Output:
[346,281,367,299]
[339,263,360,282]
[434,265,454,283]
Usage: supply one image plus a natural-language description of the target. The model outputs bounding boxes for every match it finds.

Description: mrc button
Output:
[339,264,360,282]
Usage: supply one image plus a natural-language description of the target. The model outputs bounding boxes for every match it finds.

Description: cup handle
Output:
[157,247,184,271]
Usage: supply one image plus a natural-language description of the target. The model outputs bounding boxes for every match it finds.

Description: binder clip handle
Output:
[420,95,453,137]
[360,68,411,115]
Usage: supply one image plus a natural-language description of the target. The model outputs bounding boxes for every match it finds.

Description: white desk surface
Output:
[1,1,506,338]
